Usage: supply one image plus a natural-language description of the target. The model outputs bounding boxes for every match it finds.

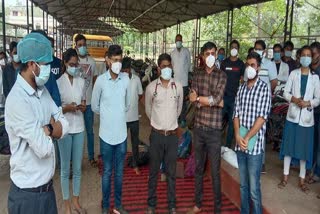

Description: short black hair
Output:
[122,57,131,70]
[248,47,254,55]
[218,48,225,53]
[300,45,312,55]
[62,48,78,73]
[310,42,320,52]
[284,41,294,49]
[48,37,54,47]
[254,40,266,50]
[296,48,302,58]
[247,52,262,66]
[107,45,123,58]
[31,29,48,38]
[176,34,182,39]
[74,34,86,45]
[273,43,283,51]
[9,41,18,53]
[201,42,217,54]
[230,40,240,49]
[157,53,171,66]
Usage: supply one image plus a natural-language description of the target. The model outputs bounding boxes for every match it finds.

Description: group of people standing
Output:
[2,29,320,214]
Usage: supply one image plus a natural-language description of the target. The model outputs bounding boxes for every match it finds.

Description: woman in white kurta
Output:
[57,48,86,214]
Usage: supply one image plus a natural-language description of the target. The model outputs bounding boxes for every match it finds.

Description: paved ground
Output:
[1,103,320,214]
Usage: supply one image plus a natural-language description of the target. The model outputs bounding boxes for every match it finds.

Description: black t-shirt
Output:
[220,57,245,97]
[275,62,281,75]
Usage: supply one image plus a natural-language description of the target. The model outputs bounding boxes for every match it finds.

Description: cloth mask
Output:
[78,46,87,56]
[176,41,182,49]
[273,52,281,61]
[300,56,312,68]
[33,63,51,86]
[161,67,173,80]
[246,66,257,80]
[230,48,238,57]
[206,55,215,68]
[217,54,225,62]
[67,66,80,77]
[111,62,122,75]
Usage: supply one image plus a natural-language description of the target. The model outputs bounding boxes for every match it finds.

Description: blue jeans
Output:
[58,132,84,200]
[84,105,95,160]
[237,151,263,214]
[223,96,235,148]
[100,138,127,209]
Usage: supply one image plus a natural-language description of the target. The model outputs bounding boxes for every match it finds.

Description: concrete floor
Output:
[0,103,320,214]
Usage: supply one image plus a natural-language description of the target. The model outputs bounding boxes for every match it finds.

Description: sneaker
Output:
[261,164,266,174]
[113,206,128,214]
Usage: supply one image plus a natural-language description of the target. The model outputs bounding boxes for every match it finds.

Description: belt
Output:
[152,127,177,136]
[15,179,54,193]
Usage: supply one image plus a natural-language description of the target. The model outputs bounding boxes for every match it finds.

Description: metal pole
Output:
[31,1,34,30]
[307,24,310,45]
[146,33,149,58]
[197,18,201,58]
[55,19,58,54]
[283,0,290,42]
[46,12,49,33]
[140,33,143,59]
[193,19,198,67]
[2,0,6,51]
[42,10,45,30]
[153,31,156,60]
[288,0,295,41]
[163,28,167,53]
[226,10,230,54]
[26,0,30,33]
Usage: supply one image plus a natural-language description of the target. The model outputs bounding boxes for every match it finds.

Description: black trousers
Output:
[194,127,222,213]
[147,130,178,209]
[127,120,140,168]
[8,181,58,214]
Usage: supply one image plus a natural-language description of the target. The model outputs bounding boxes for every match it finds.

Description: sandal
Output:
[277,180,288,189]
[307,176,319,184]
[89,159,98,168]
[298,182,310,194]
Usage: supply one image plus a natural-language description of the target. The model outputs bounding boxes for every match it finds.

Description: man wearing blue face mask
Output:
[283,41,298,73]
[272,44,289,84]
[171,34,191,127]
[5,32,69,214]
[145,53,183,214]
[75,34,98,168]
[92,45,130,214]
[3,41,20,98]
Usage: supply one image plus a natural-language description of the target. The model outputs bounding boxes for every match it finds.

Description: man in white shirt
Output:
[145,53,183,214]
[171,34,191,126]
[5,32,69,214]
[272,44,289,93]
[74,34,98,167]
[122,57,143,175]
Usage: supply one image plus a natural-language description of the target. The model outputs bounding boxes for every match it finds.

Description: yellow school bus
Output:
[73,34,113,59]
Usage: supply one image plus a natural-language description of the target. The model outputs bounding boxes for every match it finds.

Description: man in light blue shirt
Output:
[91,45,130,214]
[5,33,69,214]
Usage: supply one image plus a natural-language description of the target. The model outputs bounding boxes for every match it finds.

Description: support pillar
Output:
[145,33,149,58]
[153,31,157,60]
[26,0,29,33]
[140,33,143,59]
[284,0,295,42]
[176,21,181,35]
[31,1,34,30]
[2,0,6,50]
[193,18,201,67]
[226,9,234,54]
[162,28,167,53]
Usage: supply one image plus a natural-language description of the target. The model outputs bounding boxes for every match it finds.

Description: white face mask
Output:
[255,50,264,58]
[13,54,20,63]
[33,63,51,86]
[160,67,173,80]
[111,62,122,75]
[246,66,257,80]
[206,55,215,68]
[230,48,238,57]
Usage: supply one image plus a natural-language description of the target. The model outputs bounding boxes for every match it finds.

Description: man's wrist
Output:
[46,124,53,137]
[196,96,200,102]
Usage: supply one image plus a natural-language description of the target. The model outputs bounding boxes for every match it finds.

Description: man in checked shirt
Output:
[233,52,271,214]
[188,42,227,214]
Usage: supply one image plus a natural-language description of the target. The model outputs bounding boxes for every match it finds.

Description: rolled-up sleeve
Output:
[211,72,227,106]
[233,87,241,119]
[51,102,69,139]
[258,85,271,120]
[145,84,153,119]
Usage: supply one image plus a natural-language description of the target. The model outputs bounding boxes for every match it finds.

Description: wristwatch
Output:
[196,96,200,102]
[46,124,54,137]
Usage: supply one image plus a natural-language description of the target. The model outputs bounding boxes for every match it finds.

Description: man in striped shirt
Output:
[188,42,227,214]
[233,52,271,214]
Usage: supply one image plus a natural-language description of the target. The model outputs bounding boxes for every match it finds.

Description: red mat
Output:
[104,164,240,214]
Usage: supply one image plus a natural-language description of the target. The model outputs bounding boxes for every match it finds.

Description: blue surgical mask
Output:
[176,41,182,49]
[13,54,20,63]
[300,56,312,68]
[285,51,292,57]
[273,52,281,61]
[33,63,51,86]
[67,66,80,76]
[218,54,225,62]
[161,67,172,80]
[78,46,87,56]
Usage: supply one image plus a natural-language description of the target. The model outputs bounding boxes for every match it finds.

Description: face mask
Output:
[230,48,238,57]
[176,41,182,49]
[255,50,264,58]
[217,54,224,62]
[0,58,5,66]
[246,66,257,80]
[13,54,20,63]
[300,56,312,68]
[111,62,122,75]
[285,51,292,57]
[78,46,87,56]
[206,55,215,68]
[160,67,173,80]
[273,52,281,61]
[67,66,80,77]
[33,63,51,86]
